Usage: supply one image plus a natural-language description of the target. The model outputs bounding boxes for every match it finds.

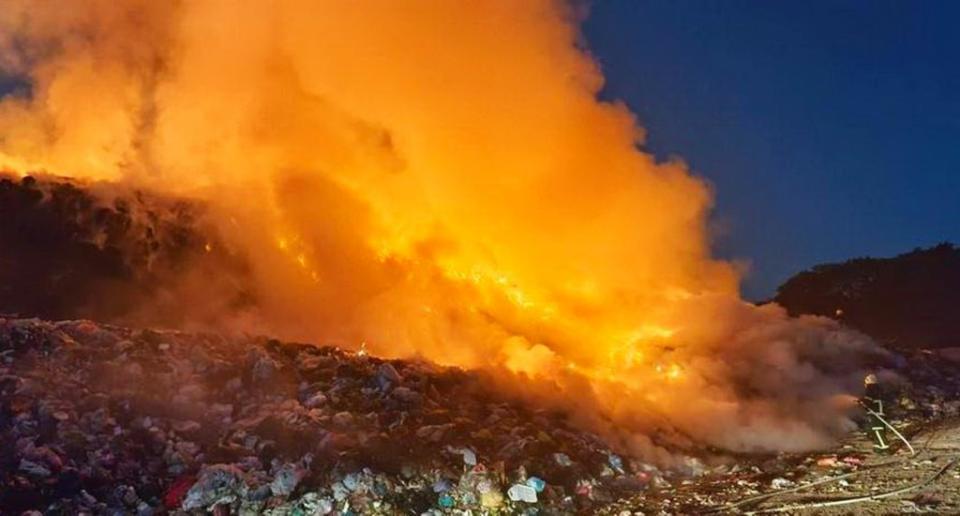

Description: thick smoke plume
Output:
[0,1,884,460]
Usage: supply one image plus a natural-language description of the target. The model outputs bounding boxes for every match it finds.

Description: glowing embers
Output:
[0,153,36,177]
[656,362,685,381]
[275,231,320,283]
[437,261,556,318]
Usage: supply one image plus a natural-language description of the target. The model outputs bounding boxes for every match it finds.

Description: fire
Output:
[0,0,880,457]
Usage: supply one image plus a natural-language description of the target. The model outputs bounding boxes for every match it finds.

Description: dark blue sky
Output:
[583,0,960,299]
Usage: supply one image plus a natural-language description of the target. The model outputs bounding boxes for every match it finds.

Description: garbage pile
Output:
[891,347,960,421]
[6,315,960,514]
[0,317,671,514]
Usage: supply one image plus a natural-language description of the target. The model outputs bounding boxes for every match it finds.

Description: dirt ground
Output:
[604,416,960,515]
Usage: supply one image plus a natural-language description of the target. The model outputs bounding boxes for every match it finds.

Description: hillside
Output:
[774,243,960,349]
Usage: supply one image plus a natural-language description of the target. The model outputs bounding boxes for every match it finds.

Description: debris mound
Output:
[0,317,665,514]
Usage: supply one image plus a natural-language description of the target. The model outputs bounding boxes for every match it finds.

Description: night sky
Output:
[584,0,960,299]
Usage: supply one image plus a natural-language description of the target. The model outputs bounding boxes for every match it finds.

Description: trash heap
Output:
[0,317,670,514]
[890,347,960,422]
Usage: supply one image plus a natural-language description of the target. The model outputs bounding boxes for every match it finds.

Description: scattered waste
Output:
[0,316,662,514]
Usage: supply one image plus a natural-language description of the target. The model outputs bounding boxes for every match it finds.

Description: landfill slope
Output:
[4,318,960,514]
[0,317,665,514]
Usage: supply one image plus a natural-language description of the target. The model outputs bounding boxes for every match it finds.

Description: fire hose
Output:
[865,407,915,456]
[743,455,960,514]
[714,407,917,513]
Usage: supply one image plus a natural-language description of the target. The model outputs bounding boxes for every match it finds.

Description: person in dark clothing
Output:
[861,373,891,453]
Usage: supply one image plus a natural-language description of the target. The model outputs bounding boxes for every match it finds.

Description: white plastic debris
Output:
[507,483,538,503]
[770,477,795,489]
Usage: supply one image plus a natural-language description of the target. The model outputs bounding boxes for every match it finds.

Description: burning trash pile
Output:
[3,1,959,514]
[0,316,686,514]
[5,316,960,515]
[2,173,943,514]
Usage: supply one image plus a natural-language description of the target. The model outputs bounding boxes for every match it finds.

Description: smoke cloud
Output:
[0,0,884,460]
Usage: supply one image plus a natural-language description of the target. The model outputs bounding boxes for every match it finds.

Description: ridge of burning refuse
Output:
[0,316,708,514]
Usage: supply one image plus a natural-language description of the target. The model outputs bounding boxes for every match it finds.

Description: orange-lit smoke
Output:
[0,1,882,458]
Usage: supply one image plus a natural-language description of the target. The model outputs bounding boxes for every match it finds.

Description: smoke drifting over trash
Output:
[0,1,883,458]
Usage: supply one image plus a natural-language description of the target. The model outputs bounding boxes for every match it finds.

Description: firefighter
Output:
[861,373,891,453]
